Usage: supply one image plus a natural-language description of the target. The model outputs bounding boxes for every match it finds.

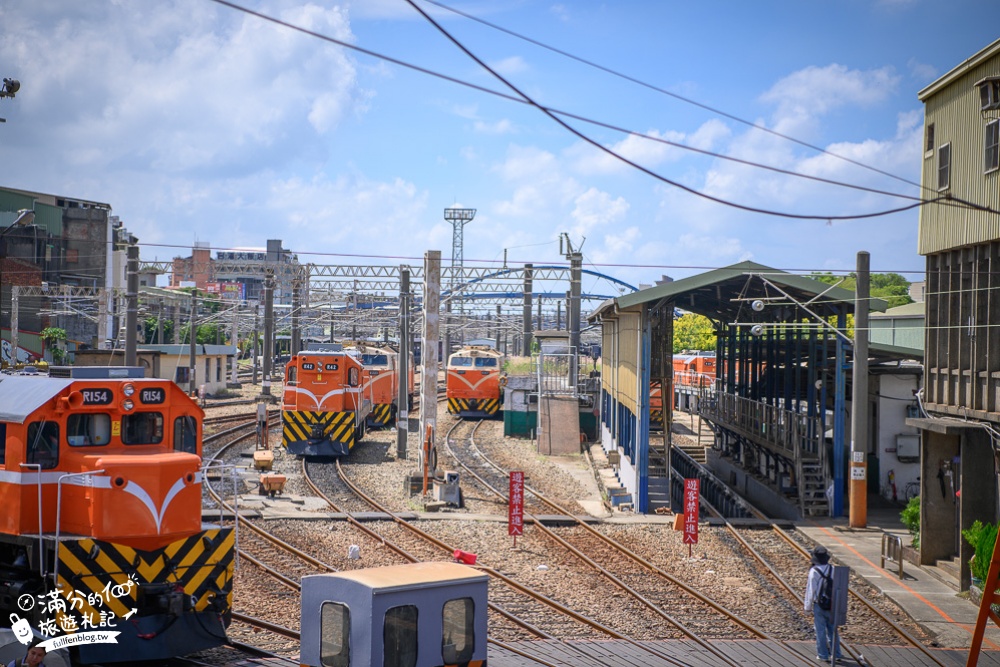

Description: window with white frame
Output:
[938,143,951,190]
[986,120,999,173]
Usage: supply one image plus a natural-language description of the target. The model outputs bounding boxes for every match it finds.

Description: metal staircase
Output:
[797,457,829,517]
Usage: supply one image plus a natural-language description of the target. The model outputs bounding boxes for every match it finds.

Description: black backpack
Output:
[815,565,833,610]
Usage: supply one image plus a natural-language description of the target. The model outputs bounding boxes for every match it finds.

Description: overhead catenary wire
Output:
[419,0,931,195]
[205,0,994,222]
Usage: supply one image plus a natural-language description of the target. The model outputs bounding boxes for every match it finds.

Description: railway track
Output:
[440,419,818,667]
[710,509,945,666]
[313,457,760,667]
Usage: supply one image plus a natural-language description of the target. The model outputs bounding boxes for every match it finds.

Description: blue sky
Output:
[0,0,998,295]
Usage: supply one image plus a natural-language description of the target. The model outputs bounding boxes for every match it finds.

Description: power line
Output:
[419,0,930,194]
[402,0,964,222]
[205,0,992,222]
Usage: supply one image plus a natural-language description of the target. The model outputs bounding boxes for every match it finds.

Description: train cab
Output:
[0,367,234,663]
[343,342,415,429]
[446,345,504,419]
[282,347,373,457]
[300,562,489,667]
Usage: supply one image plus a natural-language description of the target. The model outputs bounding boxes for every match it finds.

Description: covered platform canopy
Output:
[590,260,918,518]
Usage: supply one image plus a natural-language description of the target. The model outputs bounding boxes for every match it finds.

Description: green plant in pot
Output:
[962,520,998,588]
[900,495,920,549]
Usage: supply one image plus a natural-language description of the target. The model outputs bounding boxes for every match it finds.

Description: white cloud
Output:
[2,1,363,174]
[760,64,899,137]
[571,119,731,175]
[490,56,529,77]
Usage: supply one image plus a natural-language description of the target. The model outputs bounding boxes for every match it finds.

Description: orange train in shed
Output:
[342,342,415,429]
[282,345,373,457]
[650,352,717,429]
[446,345,505,419]
[0,366,233,664]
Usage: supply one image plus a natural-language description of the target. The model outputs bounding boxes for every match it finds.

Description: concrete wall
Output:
[707,447,799,521]
[876,375,921,501]
[959,429,998,589]
[920,430,960,565]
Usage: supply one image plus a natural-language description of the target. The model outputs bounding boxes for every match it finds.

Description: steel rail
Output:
[331,455,695,667]
[444,419,795,667]
[700,493,946,667]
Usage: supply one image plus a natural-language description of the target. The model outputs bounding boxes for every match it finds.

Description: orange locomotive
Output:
[282,345,373,457]
[446,345,504,419]
[650,352,717,429]
[343,342,415,429]
[0,367,233,664]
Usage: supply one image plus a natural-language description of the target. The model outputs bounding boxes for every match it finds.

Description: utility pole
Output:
[561,233,584,385]
[291,273,301,357]
[262,270,274,399]
[252,304,260,385]
[522,264,533,356]
[125,238,139,366]
[188,291,197,396]
[157,299,164,344]
[396,266,411,458]
[495,305,501,350]
[850,251,870,528]
[419,251,441,474]
[230,304,239,385]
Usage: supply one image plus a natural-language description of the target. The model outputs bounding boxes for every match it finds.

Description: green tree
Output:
[673,313,716,353]
[810,271,914,309]
[142,316,175,344]
[40,327,68,365]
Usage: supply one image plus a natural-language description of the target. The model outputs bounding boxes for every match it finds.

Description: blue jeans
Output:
[813,606,842,660]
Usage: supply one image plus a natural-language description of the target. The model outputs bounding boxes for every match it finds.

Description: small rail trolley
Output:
[300,562,489,667]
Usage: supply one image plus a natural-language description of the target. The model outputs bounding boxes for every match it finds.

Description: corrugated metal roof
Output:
[0,376,74,424]
[870,302,925,318]
[607,261,885,319]
[918,38,1000,101]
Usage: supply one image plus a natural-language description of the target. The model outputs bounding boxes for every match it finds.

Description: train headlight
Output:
[123,383,135,397]
[122,399,134,412]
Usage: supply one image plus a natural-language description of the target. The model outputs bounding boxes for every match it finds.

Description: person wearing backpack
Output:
[804,545,843,662]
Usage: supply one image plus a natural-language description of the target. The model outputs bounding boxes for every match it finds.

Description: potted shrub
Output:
[900,495,920,549]
[962,520,998,591]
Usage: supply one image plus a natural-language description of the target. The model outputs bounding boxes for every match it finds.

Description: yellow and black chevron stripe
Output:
[650,408,664,430]
[56,528,234,623]
[368,403,393,427]
[282,410,355,454]
[448,398,501,417]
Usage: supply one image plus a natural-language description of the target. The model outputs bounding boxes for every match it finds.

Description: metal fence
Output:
[535,348,579,398]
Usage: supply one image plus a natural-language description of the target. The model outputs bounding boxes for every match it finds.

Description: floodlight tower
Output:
[443,207,476,354]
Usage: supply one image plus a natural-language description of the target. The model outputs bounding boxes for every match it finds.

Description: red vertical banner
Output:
[508,471,524,541]
[683,478,700,549]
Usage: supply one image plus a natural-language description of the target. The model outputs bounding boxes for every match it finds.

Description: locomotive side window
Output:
[122,413,164,445]
[26,422,60,469]
[67,414,111,446]
[286,366,297,386]
[0,423,6,465]
[383,605,418,667]
[319,602,350,667]
[348,368,359,387]
[441,598,474,664]
[173,416,198,454]
[451,357,473,367]
[474,357,497,368]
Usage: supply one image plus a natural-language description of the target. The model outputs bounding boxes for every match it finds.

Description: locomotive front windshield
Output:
[473,358,497,368]
[450,357,473,367]
[122,413,165,445]
[67,413,112,446]
[361,354,389,366]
